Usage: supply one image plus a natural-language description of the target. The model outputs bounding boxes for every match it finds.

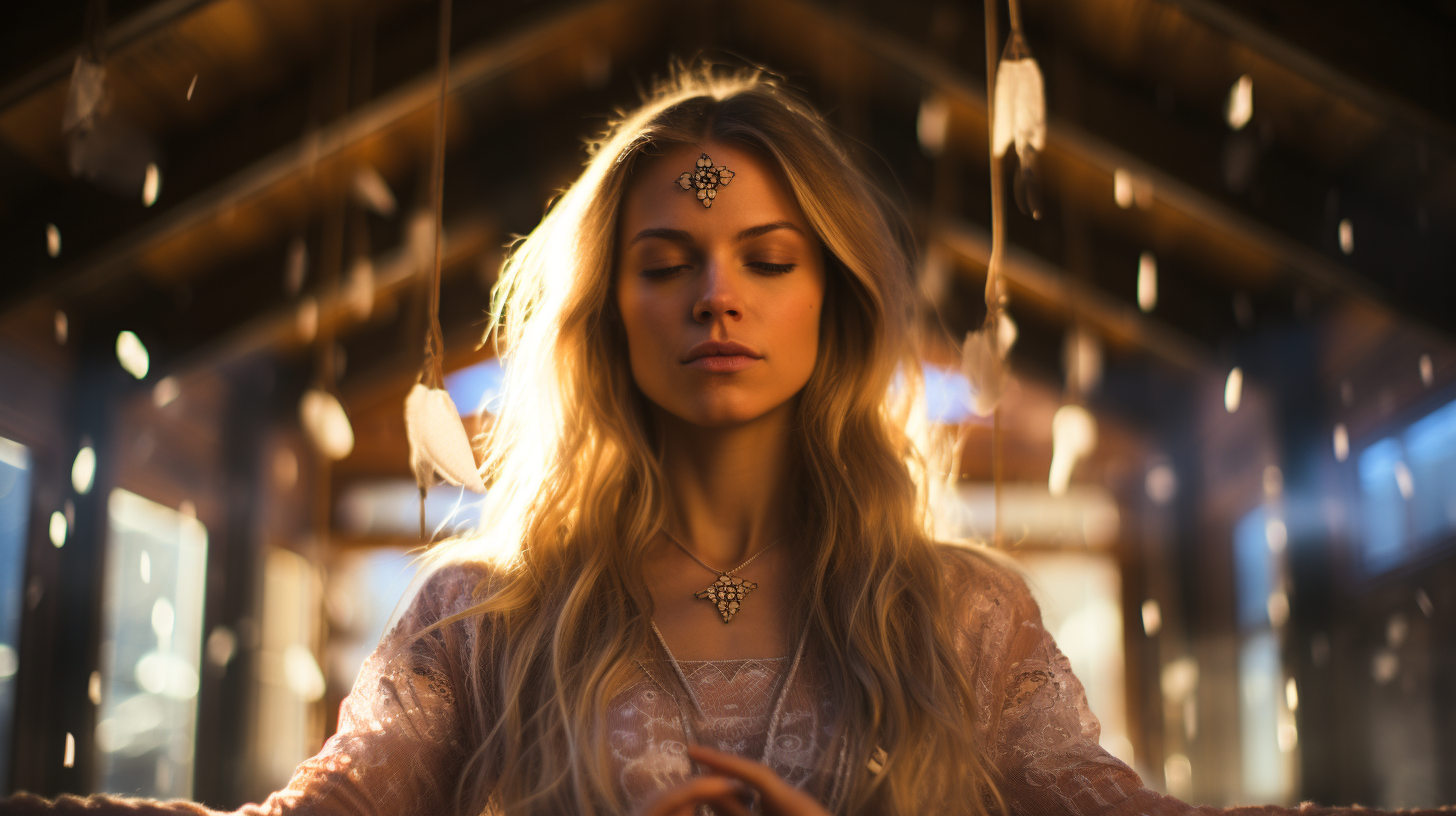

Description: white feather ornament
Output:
[404,383,486,493]
[300,389,354,460]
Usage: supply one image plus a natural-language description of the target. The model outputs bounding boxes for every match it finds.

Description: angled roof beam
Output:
[934,216,1210,373]
[0,0,640,322]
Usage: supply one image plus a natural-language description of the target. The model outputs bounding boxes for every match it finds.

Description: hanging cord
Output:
[983,0,1006,548]
[420,0,453,541]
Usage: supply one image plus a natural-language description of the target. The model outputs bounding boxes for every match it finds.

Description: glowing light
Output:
[1141,599,1162,637]
[1137,252,1157,312]
[1146,464,1177,504]
[285,238,308,295]
[115,330,149,379]
[1371,649,1398,684]
[273,447,298,489]
[296,296,318,342]
[300,389,354,460]
[1262,465,1283,499]
[1267,591,1289,627]
[72,445,96,494]
[1164,754,1192,798]
[1277,722,1298,752]
[152,376,180,408]
[346,257,375,320]
[49,511,67,547]
[1393,460,1414,499]
[283,644,326,702]
[1419,354,1433,386]
[1333,423,1349,462]
[142,162,161,207]
[0,644,16,679]
[1338,219,1354,255]
[1049,404,1097,496]
[916,94,949,157]
[1387,614,1408,649]
[1264,517,1287,554]
[135,651,199,699]
[46,223,61,257]
[63,732,75,768]
[54,311,67,345]
[151,597,175,640]
[1225,75,1253,130]
[1416,588,1434,618]
[206,627,236,667]
[352,165,397,217]
[139,550,151,583]
[88,671,101,705]
[186,74,197,100]
[1113,168,1133,209]
[1224,367,1243,413]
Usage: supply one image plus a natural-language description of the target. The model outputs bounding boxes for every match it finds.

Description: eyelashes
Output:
[640,262,797,279]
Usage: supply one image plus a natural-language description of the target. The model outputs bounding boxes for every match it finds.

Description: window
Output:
[0,435,33,793]
[1357,395,1456,573]
[94,489,208,798]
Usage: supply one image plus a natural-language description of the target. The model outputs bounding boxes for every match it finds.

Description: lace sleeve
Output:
[942,546,1452,816]
[0,562,491,816]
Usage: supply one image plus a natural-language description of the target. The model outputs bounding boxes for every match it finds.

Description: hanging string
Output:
[420,0,453,541]
[983,0,1006,549]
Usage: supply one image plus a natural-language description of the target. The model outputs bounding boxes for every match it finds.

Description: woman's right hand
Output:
[636,773,754,816]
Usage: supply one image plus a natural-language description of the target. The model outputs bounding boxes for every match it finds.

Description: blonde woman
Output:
[5,66,1449,816]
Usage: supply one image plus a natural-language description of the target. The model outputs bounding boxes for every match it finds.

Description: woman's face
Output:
[615,141,826,428]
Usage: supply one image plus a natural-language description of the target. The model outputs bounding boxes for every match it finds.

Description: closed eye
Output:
[641,264,690,279]
[750,262,796,274]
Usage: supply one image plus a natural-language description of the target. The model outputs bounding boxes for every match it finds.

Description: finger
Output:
[687,745,830,815]
[640,775,741,816]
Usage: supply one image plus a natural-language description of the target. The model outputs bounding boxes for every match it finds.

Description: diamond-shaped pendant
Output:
[693,573,758,623]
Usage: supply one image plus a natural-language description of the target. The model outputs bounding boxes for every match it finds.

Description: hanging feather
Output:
[961,312,1017,417]
[991,31,1045,220]
[405,384,485,493]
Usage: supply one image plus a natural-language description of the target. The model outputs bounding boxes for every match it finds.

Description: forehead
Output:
[618,141,811,242]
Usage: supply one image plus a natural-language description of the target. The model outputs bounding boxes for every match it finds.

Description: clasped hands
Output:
[636,744,833,816]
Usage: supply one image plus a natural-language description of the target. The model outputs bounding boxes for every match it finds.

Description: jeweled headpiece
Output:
[676,153,735,208]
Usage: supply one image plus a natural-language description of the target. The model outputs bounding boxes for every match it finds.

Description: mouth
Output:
[682,340,763,372]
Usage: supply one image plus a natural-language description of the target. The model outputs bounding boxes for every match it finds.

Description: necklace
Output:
[664,531,780,623]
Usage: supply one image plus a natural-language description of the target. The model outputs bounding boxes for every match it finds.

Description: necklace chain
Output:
[664,530,780,577]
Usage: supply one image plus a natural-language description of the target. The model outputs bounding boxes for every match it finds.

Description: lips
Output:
[682,340,762,363]
[682,340,762,373]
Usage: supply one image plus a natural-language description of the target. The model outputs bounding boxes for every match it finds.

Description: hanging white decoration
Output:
[961,312,1018,417]
[1225,75,1253,131]
[1049,404,1097,497]
[1224,366,1244,413]
[404,384,486,493]
[299,389,354,460]
[992,54,1045,161]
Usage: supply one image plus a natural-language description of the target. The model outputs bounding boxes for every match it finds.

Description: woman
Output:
[4,65,1448,816]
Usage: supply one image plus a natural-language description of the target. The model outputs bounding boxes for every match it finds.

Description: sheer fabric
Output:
[3,546,1449,815]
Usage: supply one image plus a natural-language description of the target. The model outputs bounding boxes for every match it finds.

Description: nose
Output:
[692,261,743,324]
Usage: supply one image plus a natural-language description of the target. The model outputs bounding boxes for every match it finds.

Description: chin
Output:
[659,392,787,429]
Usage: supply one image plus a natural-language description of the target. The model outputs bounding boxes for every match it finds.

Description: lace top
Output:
[4,546,1450,816]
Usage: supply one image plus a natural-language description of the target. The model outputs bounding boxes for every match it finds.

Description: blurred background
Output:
[1,0,1454,809]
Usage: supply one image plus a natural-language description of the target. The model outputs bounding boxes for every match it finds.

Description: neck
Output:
[656,399,797,568]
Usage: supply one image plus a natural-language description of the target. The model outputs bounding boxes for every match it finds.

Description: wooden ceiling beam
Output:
[934,216,1210,373]
[0,0,643,323]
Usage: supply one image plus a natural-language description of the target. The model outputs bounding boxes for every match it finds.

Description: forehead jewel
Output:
[675,153,736,208]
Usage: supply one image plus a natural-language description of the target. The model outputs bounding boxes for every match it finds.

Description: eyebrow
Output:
[627,220,804,246]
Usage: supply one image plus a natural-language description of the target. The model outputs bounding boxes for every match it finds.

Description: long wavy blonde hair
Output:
[414,63,1000,816]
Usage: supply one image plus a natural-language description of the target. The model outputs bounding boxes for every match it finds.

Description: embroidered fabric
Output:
[3,547,1450,816]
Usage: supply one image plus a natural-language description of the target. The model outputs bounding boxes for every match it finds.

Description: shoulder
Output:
[929,542,1048,668]
[931,542,1040,623]
[394,558,505,637]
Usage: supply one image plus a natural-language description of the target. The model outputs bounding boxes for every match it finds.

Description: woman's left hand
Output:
[682,744,833,816]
